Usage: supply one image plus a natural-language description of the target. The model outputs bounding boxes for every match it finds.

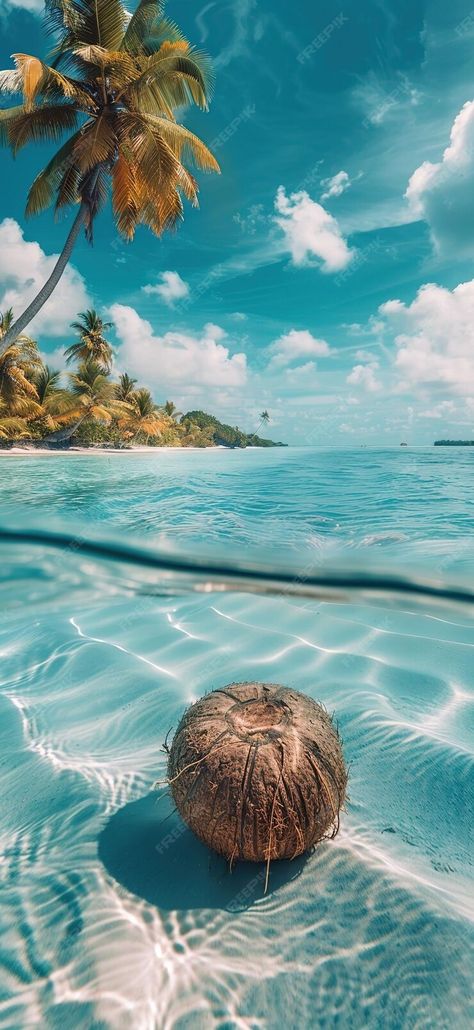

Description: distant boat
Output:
[400,442,408,446]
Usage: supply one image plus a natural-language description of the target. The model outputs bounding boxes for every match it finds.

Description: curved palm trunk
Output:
[1,202,87,349]
[42,415,86,445]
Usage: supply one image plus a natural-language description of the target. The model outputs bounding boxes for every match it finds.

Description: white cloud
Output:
[284,361,318,380]
[379,279,474,395]
[355,349,376,362]
[320,170,351,201]
[39,346,70,373]
[346,362,381,392]
[418,401,456,419]
[267,328,331,369]
[354,72,421,128]
[405,100,474,255]
[0,218,90,339]
[274,187,353,272]
[110,305,247,391]
[0,0,42,10]
[142,270,189,305]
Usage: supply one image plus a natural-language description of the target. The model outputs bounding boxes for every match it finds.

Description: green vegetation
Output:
[0,0,219,349]
[0,308,286,449]
[182,411,286,448]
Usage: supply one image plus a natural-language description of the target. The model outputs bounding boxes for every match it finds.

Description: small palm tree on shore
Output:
[115,372,137,402]
[163,399,182,420]
[65,310,113,370]
[256,410,270,433]
[0,0,219,349]
[119,387,167,441]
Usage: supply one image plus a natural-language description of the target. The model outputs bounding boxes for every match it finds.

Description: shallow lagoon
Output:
[0,448,473,1028]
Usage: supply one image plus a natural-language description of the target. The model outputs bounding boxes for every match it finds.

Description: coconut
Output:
[168,682,347,885]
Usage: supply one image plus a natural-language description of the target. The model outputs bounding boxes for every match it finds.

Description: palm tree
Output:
[0,309,42,413]
[28,362,74,434]
[256,410,270,433]
[0,0,220,348]
[162,399,182,420]
[43,359,121,442]
[118,387,167,441]
[32,364,62,404]
[64,309,113,370]
[115,371,137,401]
[0,405,31,441]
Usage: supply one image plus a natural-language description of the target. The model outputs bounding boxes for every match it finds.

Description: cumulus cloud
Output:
[284,361,318,380]
[346,362,381,392]
[320,170,351,201]
[267,329,331,369]
[274,187,353,272]
[142,270,189,305]
[0,218,90,338]
[110,305,247,391]
[418,401,456,419]
[405,100,474,255]
[379,279,474,395]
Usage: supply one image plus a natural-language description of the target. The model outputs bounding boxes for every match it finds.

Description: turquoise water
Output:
[0,448,473,1029]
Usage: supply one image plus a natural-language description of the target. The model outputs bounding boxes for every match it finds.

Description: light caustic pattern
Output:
[0,447,473,1028]
[0,584,473,1029]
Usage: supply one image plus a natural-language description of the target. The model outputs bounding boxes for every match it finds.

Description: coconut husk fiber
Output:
[168,682,347,887]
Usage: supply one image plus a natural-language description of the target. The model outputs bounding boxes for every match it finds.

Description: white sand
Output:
[0,445,228,456]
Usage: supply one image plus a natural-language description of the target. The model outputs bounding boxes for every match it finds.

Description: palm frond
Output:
[68,0,128,50]
[0,106,25,145]
[11,53,81,108]
[6,105,79,154]
[121,0,165,54]
[25,127,85,215]
[72,113,117,173]
[123,48,211,116]
[112,152,140,238]
[143,113,220,172]
[0,68,24,95]
[0,415,31,439]
[131,15,187,57]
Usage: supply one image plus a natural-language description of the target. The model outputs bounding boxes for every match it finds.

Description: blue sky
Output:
[1,0,474,444]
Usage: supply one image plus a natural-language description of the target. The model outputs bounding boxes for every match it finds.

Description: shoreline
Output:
[0,445,255,456]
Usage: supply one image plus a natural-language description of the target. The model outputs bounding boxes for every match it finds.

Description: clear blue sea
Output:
[0,447,473,1029]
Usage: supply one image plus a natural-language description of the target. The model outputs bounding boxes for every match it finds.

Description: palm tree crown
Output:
[65,309,114,369]
[163,399,181,419]
[119,386,167,439]
[0,309,42,412]
[33,364,62,404]
[0,0,219,346]
[115,371,137,401]
[256,409,270,433]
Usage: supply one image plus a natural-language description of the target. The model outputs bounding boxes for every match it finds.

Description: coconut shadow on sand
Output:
[98,789,307,912]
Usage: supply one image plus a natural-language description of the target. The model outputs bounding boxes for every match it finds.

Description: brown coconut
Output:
[168,682,347,880]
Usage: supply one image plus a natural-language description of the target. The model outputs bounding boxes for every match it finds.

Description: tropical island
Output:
[0,307,285,450]
[434,440,474,446]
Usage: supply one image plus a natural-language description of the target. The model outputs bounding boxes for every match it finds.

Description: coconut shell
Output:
[168,682,347,867]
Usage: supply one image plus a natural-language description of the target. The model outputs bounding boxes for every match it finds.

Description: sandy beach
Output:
[0,445,229,456]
